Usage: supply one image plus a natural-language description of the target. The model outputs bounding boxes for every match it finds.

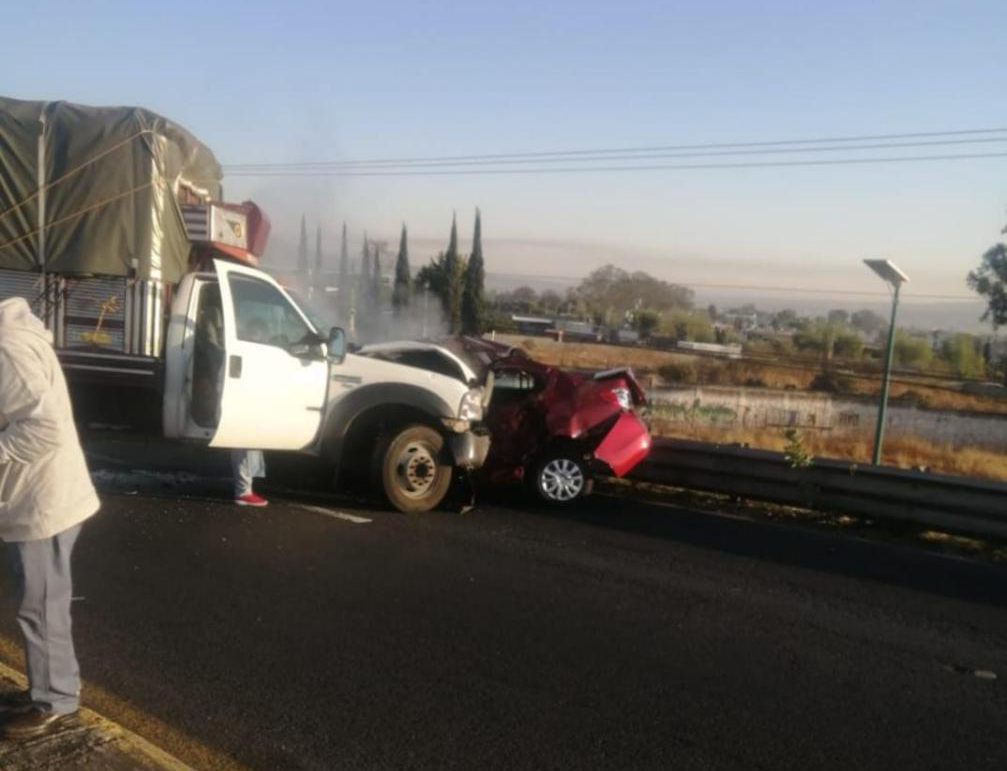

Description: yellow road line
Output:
[0,635,248,771]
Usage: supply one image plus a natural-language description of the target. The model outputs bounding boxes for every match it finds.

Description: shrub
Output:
[658,361,698,384]
[810,371,855,393]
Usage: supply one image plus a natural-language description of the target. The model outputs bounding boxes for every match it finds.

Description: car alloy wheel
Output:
[538,457,586,502]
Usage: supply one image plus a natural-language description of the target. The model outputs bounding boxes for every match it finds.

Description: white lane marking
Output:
[296,504,372,524]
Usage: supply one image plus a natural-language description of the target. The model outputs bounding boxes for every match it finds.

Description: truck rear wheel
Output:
[379,424,453,513]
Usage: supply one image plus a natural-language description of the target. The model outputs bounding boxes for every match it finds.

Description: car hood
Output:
[356,340,482,385]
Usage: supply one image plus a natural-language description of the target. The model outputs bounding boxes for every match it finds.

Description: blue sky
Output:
[4,0,1006,313]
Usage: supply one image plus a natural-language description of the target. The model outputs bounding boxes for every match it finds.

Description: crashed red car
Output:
[478,343,651,504]
[360,337,651,505]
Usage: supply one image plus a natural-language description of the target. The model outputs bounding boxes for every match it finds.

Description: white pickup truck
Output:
[0,96,489,512]
[158,258,490,512]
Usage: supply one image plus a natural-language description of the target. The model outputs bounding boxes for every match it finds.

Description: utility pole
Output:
[864,259,909,466]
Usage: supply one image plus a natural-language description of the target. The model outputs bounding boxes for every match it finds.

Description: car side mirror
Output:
[327,327,347,364]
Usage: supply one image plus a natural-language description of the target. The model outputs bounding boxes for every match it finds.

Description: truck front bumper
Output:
[448,428,491,470]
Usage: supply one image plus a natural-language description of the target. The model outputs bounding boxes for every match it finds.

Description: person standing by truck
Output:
[0,297,100,739]
[192,284,268,506]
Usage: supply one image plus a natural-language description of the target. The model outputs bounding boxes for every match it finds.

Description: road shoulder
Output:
[0,660,192,770]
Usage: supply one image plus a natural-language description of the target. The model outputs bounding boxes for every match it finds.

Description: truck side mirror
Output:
[327,327,347,364]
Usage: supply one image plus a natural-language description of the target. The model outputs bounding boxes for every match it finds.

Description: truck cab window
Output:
[228,274,311,349]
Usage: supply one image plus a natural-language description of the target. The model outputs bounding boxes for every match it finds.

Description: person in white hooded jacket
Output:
[0,297,100,739]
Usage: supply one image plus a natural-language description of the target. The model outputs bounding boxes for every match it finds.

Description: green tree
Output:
[393,224,411,312]
[572,265,692,326]
[443,214,462,332]
[827,309,849,326]
[297,215,308,277]
[659,309,715,342]
[314,225,323,287]
[793,319,864,362]
[416,250,466,331]
[359,234,372,301]
[893,330,933,369]
[941,334,985,379]
[771,308,799,331]
[967,240,1007,328]
[509,286,538,313]
[851,308,887,337]
[338,222,349,304]
[833,331,864,359]
[633,309,660,339]
[538,290,563,313]
[372,245,382,303]
[793,320,835,359]
[462,209,486,335]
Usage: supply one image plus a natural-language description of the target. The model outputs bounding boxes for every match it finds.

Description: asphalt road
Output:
[0,476,1005,770]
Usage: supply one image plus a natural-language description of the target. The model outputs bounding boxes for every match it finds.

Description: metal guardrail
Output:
[631,438,1007,540]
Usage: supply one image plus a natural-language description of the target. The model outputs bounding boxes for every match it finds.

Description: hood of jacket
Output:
[0,298,53,346]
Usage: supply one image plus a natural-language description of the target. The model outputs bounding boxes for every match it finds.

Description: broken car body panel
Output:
[360,338,653,487]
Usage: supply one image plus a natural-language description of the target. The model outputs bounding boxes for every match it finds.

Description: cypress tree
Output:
[297,215,308,278]
[314,225,323,287]
[443,213,462,333]
[393,224,411,312]
[359,233,371,298]
[372,244,382,303]
[338,222,349,305]
[462,208,485,335]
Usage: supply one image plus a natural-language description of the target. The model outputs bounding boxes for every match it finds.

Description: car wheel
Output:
[532,452,593,506]
[379,424,453,513]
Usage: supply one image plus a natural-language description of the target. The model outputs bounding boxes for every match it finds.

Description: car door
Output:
[211,259,328,450]
[486,365,547,465]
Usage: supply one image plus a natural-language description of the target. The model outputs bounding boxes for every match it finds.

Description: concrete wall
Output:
[650,386,1007,450]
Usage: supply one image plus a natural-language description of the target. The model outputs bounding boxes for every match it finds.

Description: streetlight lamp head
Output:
[864,259,910,287]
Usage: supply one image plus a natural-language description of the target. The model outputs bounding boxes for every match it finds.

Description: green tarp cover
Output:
[0,96,222,283]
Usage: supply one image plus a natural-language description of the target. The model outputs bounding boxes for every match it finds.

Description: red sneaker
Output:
[235,493,268,507]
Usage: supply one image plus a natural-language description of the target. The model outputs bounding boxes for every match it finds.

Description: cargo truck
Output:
[0,97,489,512]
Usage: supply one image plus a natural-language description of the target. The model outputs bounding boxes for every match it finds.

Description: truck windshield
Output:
[228,275,314,348]
[284,288,331,334]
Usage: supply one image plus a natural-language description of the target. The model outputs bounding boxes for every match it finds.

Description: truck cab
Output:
[163,259,489,512]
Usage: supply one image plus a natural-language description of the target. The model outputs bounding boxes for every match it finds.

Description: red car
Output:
[361,337,651,505]
[478,343,651,504]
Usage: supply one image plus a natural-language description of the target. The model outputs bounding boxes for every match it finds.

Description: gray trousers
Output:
[231,449,266,497]
[7,523,83,714]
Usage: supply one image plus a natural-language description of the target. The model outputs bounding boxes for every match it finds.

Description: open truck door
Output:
[211,260,328,449]
[162,261,328,450]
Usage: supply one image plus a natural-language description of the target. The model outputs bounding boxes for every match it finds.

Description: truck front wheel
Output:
[379,424,453,513]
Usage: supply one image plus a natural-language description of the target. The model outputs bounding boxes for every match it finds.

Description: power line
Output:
[224,127,1007,170]
[224,151,1007,177]
[226,137,1007,170]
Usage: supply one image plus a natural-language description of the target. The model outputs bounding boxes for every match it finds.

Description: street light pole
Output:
[872,280,901,465]
[864,259,910,466]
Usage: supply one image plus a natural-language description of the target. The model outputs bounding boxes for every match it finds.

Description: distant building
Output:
[553,318,602,343]
[511,315,553,336]
[676,341,743,359]
[610,328,640,345]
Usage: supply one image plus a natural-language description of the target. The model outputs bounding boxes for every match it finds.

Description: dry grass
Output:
[496,335,1007,416]
[653,420,1007,482]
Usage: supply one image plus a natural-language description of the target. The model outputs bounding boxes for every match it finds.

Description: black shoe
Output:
[0,691,31,713]
[2,707,77,740]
